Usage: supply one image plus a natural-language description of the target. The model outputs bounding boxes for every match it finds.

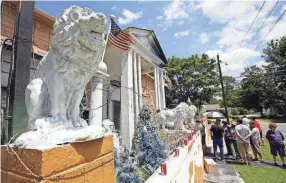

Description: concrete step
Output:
[204,158,218,174]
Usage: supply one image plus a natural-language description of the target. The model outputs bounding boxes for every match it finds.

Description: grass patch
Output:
[260,140,286,162]
[138,167,151,180]
[234,165,286,183]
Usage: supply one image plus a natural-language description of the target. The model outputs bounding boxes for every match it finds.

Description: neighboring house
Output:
[204,104,221,112]
[205,104,231,117]
[1,1,168,148]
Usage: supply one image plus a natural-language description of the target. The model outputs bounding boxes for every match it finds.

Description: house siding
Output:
[1,1,54,52]
[141,74,157,120]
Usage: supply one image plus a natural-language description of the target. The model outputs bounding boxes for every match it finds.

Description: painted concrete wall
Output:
[146,132,205,183]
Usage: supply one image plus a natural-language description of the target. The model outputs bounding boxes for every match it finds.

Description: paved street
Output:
[259,119,286,136]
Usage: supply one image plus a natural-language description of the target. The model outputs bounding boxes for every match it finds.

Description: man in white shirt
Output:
[235,118,252,165]
[242,116,250,128]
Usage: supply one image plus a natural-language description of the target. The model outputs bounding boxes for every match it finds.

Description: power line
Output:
[255,9,286,50]
[229,1,266,64]
[248,1,280,45]
[239,0,266,47]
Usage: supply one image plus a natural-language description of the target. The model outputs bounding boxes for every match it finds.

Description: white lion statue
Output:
[157,102,194,130]
[189,105,197,123]
[25,6,107,130]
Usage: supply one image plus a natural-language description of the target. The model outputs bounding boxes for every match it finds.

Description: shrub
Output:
[238,108,248,115]
[231,108,239,116]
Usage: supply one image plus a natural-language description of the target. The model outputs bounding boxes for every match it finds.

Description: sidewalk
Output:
[204,156,245,183]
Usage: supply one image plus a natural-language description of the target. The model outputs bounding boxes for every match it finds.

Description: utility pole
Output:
[8,0,35,139]
[217,54,230,123]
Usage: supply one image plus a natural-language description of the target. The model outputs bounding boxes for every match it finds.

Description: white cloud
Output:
[164,0,188,21]
[216,27,252,47]
[162,27,168,32]
[201,0,280,49]
[111,6,117,10]
[199,1,259,24]
[118,9,143,25]
[206,47,260,77]
[178,21,184,25]
[200,33,210,44]
[188,1,201,11]
[156,0,188,31]
[156,16,163,20]
[255,61,268,68]
[281,4,286,13]
[174,30,189,38]
[260,16,286,42]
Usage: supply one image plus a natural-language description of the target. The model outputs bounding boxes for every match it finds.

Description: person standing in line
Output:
[230,123,240,160]
[196,120,206,155]
[244,121,263,162]
[266,123,286,168]
[242,116,250,128]
[222,121,234,157]
[235,119,252,165]
[210,119,224,162]
[252,117,264,146]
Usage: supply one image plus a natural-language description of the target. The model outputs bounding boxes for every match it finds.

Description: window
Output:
[112,100,121,131]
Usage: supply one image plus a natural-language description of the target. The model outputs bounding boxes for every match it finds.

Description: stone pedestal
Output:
[1,136,115,183]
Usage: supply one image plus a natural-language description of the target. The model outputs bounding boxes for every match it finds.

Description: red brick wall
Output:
[141,74,156,120]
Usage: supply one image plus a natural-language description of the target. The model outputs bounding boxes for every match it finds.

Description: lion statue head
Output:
[50,6,107,72]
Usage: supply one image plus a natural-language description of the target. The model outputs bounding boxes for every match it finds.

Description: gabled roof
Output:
[126,27,168,64]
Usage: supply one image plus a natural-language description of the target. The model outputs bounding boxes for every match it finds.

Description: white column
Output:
[120,51,134,150]
[160,69,166,109]
[102,79,109,120]
[154,66,161,111]
[89,75,104,127]
[137,55,143,109]
[132,52,139,124]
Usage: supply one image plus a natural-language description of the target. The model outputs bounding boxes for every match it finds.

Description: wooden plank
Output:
[1,26,14,37]
[1,19,15,29]
[1,16,16,26]
[34,31,50,41]
[1,30,13,38]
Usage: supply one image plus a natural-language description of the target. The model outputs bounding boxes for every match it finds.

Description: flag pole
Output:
[100,15,114,63]
[88,15,114,126]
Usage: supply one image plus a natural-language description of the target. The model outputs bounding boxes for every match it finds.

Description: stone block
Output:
[1,136,115,183]
[203,158,218,174]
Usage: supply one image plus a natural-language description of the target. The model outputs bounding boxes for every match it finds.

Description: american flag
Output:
[108,18,136,51]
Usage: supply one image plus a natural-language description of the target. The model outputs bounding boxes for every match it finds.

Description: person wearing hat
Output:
[210,118,224,161]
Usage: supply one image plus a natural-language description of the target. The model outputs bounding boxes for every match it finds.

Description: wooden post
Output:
[217,54,230,124]
[9,0,35,139]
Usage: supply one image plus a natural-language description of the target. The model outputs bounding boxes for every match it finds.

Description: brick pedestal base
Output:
[1,136,115,183]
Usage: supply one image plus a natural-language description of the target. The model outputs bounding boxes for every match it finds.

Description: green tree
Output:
[166,54,219,107]
[262,36,286,115]
[223,76,243,107]
[240,66,266,113]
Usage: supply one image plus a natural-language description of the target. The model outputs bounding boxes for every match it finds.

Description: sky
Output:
[35,0,286,77]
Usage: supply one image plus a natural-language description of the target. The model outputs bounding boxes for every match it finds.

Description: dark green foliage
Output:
[166,54,219,107]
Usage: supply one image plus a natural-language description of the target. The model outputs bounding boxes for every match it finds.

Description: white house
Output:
[1,2,168,148]
[99,27,168,149]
